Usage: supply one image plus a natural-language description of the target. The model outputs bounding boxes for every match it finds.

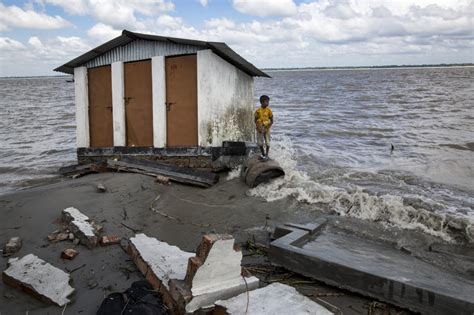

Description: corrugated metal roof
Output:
[83,39,201,69]
[54,30,270,78]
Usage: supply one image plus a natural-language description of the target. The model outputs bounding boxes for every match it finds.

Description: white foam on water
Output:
[226,166,242,180]
[248,136,474,243]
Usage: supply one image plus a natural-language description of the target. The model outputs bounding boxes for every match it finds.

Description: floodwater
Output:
[1,67,473,242]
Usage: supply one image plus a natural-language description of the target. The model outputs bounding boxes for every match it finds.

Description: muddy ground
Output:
[0,172,421,314]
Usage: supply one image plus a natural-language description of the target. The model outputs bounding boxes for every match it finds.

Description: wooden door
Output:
[124,59,153,147]
[88,65,113,147]
[166,55,198,147]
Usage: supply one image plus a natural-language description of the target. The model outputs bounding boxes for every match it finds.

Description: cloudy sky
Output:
[0,0,473,76]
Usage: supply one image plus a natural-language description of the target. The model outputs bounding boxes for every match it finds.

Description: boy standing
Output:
[255,95,273,161]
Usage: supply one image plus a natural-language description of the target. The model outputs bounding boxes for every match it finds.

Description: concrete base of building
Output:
[77,141,257,171]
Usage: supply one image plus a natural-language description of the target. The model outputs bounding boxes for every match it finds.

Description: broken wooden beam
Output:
[2,254,75,306]
[107,156,219,187]
[58,162,107,177]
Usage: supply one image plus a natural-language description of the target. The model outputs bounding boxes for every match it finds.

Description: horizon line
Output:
[1,62,473,79]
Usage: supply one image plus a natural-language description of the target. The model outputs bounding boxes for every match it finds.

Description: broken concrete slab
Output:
[128,233,194,310]
[128,233,259,314]
[268,222,474,315]
[171,234,259,313]
[3,237,22,257]
[2,254,74,306]
[62,207,98,249]
[107,156,219,188]
[214,282,333,315]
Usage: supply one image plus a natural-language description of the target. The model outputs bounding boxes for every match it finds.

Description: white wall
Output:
[74,67,89,148]
[197,50,254,147]
[152,56,167,148]
[111,62,125,146]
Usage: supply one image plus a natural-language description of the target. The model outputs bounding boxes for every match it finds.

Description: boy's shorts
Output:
[257,130,270,146]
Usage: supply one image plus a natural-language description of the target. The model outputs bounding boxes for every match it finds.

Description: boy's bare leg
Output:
[266,145,270,158]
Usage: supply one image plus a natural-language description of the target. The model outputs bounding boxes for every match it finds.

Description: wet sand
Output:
[0,172,421,314]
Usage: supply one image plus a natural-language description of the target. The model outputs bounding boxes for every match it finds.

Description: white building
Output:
[55,30,269,168]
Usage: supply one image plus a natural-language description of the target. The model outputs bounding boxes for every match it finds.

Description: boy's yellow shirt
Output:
[255,107,273,129]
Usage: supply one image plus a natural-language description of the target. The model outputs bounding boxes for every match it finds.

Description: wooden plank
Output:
[107,157,218,187]
[58,163,107,176]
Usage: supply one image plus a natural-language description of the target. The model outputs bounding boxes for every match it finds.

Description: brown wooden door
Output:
[88,65,113,147]
[124,59,153,147]
[166,55,198,147]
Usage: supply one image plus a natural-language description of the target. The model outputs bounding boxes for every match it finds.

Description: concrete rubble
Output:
[214,282,333,315]
[128,233,260,314]
[61,248,79,260]
[128,233,194,310]
[48,231,69,242]
[62,207,98,249]
[2,254,74,306]
[2,236,22,257]
[171,234,259,313]
[99,235,121,246]
[96,183,107,192]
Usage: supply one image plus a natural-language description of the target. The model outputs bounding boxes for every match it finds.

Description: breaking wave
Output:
[248,136,474,243]
[226,166,242,180]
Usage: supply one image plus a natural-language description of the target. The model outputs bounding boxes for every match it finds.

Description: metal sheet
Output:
[166,55,198,147]
[88,65,113,147]
[124,59,153,147]
[85,40,200,69]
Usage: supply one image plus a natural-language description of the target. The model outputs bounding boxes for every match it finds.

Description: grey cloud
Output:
[371,6,392,18]
[324,3,357,20]
[409,4,465,20]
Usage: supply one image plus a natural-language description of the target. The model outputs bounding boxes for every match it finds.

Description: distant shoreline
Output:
[1,63,472,78]
[263,63,474,72]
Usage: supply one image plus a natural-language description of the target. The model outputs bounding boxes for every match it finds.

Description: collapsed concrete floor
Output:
[0,172,471,314]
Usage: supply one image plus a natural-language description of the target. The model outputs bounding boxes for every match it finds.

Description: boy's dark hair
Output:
[259,95,270,103]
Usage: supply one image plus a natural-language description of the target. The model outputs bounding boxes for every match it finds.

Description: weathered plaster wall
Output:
[197,50,254,147]
[111,62,125,146]
[74,67,89,148]
[152,56,166,148]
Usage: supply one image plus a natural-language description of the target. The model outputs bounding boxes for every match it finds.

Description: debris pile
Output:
[108,156,219,188]
[1,206,123,307]
[128,233,259,313]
